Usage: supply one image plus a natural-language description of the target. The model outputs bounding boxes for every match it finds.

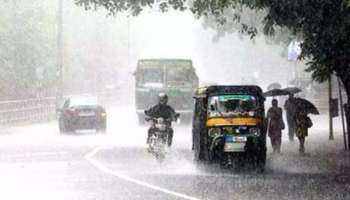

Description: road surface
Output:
[0,105,349,200]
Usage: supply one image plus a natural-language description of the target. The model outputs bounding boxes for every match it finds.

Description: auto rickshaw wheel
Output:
[254,150,266,173]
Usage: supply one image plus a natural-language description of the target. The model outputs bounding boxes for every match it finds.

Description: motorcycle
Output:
[145,114,179,162]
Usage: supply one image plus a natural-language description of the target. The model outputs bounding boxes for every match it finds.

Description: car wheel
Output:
[97,122,106,134]
[64,121,74,133]
[59,119,66,134]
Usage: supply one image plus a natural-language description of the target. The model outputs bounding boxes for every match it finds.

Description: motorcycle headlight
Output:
[249,127,260,136]
[155,124,166,130]
[157,118,164,123]
[208,128,221,138]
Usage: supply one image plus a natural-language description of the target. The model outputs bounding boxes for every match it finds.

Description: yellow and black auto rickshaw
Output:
[192,85,266,171]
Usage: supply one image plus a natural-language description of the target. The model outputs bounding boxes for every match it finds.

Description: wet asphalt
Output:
[0,105,349,200]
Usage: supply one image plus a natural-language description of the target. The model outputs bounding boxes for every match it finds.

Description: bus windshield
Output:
[137,67,164,87]
[137,59,194,87]
[166,67,192,84]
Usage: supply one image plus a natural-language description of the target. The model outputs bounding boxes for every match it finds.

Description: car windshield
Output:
[207,95,257,117]
[69,97,98,107]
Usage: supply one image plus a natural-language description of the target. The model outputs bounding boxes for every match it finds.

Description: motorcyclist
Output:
[144,93,178,147]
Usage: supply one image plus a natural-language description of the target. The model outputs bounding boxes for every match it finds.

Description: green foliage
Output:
[200,5,294,50]
[75,0,186,16]
[76,0,350,92]
[0,1,57,99]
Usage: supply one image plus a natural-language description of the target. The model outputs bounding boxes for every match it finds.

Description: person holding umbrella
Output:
[263,88,290,154]
[266,99,285,154]
[282,87,302,142]
[295,110,313,154]
[292,97,318,154]
[284,94,296,142]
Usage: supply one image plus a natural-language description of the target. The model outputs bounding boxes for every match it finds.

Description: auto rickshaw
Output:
[192,85,266,171]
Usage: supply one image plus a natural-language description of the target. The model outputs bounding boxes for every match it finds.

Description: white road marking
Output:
[85,146,201,200]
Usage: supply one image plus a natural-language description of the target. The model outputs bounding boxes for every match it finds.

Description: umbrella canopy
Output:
[267,82,282,90]
[263,88,290,97]
[283,87,302,94]
[293,97,320,115]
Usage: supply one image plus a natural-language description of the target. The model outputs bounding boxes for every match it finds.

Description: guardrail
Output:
[0,97,56,125]
[0,91,120,126]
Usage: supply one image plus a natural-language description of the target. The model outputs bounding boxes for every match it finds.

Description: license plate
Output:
[225,136,247,143]
[224,143,246,152]
[79,112,95,117]
[224,136,247,152]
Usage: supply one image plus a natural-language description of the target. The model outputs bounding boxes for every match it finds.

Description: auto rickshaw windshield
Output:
[207,95,257,117]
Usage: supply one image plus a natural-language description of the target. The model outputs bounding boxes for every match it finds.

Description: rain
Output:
[0,0,350,200]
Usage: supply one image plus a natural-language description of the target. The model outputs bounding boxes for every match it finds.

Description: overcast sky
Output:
[62,1,305,91]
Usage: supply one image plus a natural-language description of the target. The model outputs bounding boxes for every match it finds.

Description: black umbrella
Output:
[263,88,290,97]
[293,97,320,115]
[267,82,282,90]
[283,87,302,94]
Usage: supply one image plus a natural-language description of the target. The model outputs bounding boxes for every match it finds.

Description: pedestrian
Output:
[267,99,285,154]
[295,110,313,154]
[284,94,296,142]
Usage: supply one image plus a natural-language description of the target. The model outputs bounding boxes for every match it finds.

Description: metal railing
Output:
[0,91,120,126]
[0,97,56,125]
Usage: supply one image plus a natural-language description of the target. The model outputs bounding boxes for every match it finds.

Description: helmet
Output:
[158,93,168,105]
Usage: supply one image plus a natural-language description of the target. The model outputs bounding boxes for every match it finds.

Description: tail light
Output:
[99,107,106,117]
[67,107,77,116]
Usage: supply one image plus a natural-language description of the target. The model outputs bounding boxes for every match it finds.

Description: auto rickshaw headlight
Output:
[249,127,260,136]
[208,128,221,138]
[248,111,255,117]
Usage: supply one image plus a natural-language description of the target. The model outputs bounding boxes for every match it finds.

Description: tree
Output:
[75,0,350,115]
[199,5,294,57]
[0,1,57,99]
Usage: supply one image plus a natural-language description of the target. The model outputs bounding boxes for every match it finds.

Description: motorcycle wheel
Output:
[156,153,165,163]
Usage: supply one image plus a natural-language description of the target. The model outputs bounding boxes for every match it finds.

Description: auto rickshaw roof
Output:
[195,85,264,98]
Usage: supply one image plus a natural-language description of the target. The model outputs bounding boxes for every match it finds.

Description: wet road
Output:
[0,105,350,200]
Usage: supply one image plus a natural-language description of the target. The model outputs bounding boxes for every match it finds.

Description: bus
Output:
[134,59,199,123]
